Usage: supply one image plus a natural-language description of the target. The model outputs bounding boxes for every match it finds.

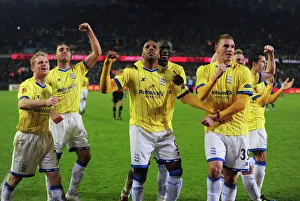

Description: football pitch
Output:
[0,91,299,201]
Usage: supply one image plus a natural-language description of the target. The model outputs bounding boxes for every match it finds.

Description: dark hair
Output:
[215,34,233,46]
[248,52,265,68]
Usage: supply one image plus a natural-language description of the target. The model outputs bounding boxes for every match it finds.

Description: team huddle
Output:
[0,23,294,201]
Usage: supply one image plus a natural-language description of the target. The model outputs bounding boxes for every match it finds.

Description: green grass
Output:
[0,91,299,200]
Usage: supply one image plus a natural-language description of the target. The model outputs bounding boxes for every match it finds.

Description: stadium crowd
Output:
[0,0,299,88]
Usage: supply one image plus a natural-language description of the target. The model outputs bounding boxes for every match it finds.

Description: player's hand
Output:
[267,76,274,86]
[212,63,226,83]
[263,45,274,55]
[281,78,294,90]
[51,111,64,124]
[200,116,216,127]
[79,23,92,32]
[46,96,59,106]
[105,51,118,63]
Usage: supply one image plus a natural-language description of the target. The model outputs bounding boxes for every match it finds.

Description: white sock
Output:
[83,100,87,110]
[207,176,222,201]
[79,101,83,112]
[131,180,144,201]
[1,182,14,201]
[50,185,66,201]
[221,183,237,201]
[241,174,261,200]
[254,163,266,191]
[166,176,182,201]
[45,175,52,200]
[157,164,168,200]
[68,161,86,195]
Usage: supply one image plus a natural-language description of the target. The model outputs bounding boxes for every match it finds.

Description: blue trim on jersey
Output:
[177,90,189,99]
[258,72,262,83]
[196,83,205,91]
[50,184,63,190]
[68,146,90,152]
[58,67,70,72]
[83,60,89,69]
[207,157,225,163]
[249,148,267,152]
[39,168,59,173]
[208,175,221,182]
[255,161,267,166]
[237,91,253,96]
[76,160,88,167]
[10,170,34,177]
[252,95,261,101]
[19,96,29,100]
[131,164,149,168]
[143,67,158,72]
[224,182,237,189]
[223,165,250,172]
[113,77,123,89]
[36,82,46,88]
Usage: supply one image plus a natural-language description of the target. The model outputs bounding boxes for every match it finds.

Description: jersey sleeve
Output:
[195,65,207,91]
[75,61,89,76]
[171,83,189,99]
[113,68,132,89]
[18,81,33,100]
[237,67,253,96]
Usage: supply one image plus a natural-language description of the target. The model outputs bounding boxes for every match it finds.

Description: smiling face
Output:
[56,44,71,63]
[31,55,50,77]
[142,40,160,61]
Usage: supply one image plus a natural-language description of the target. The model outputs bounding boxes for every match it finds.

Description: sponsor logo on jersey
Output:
[57,83,77,93]
[212,90,233,95]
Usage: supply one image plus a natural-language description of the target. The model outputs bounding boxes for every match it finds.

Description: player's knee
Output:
[133,168,148,183]
[209,165,222,177]
[168,168,183,177]
[77,151,91,164]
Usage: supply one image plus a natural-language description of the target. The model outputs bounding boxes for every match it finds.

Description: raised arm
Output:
[79,23,102,69]
[268,78,294,104]
[260,45,275,81]
[100,51,120,93]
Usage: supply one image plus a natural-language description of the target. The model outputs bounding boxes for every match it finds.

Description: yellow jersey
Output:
[17,77,52,134]
[196,61,253,136]
[114,60,189,133]
[247,82,267,130]
[82,76,89,90]
[46,61,88,113]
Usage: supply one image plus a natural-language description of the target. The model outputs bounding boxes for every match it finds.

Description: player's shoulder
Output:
[196,62,213,72]
[21,77,35,86]
[233,62,251,73]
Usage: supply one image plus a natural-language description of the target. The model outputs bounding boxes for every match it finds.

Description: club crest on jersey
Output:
[227,76,232,84]
[160,78,165,86]
[70,73,76,79]
[36,95,40,99]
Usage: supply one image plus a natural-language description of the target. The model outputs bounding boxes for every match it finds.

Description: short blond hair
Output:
[30,51,48,67]
[234,49,243,55]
